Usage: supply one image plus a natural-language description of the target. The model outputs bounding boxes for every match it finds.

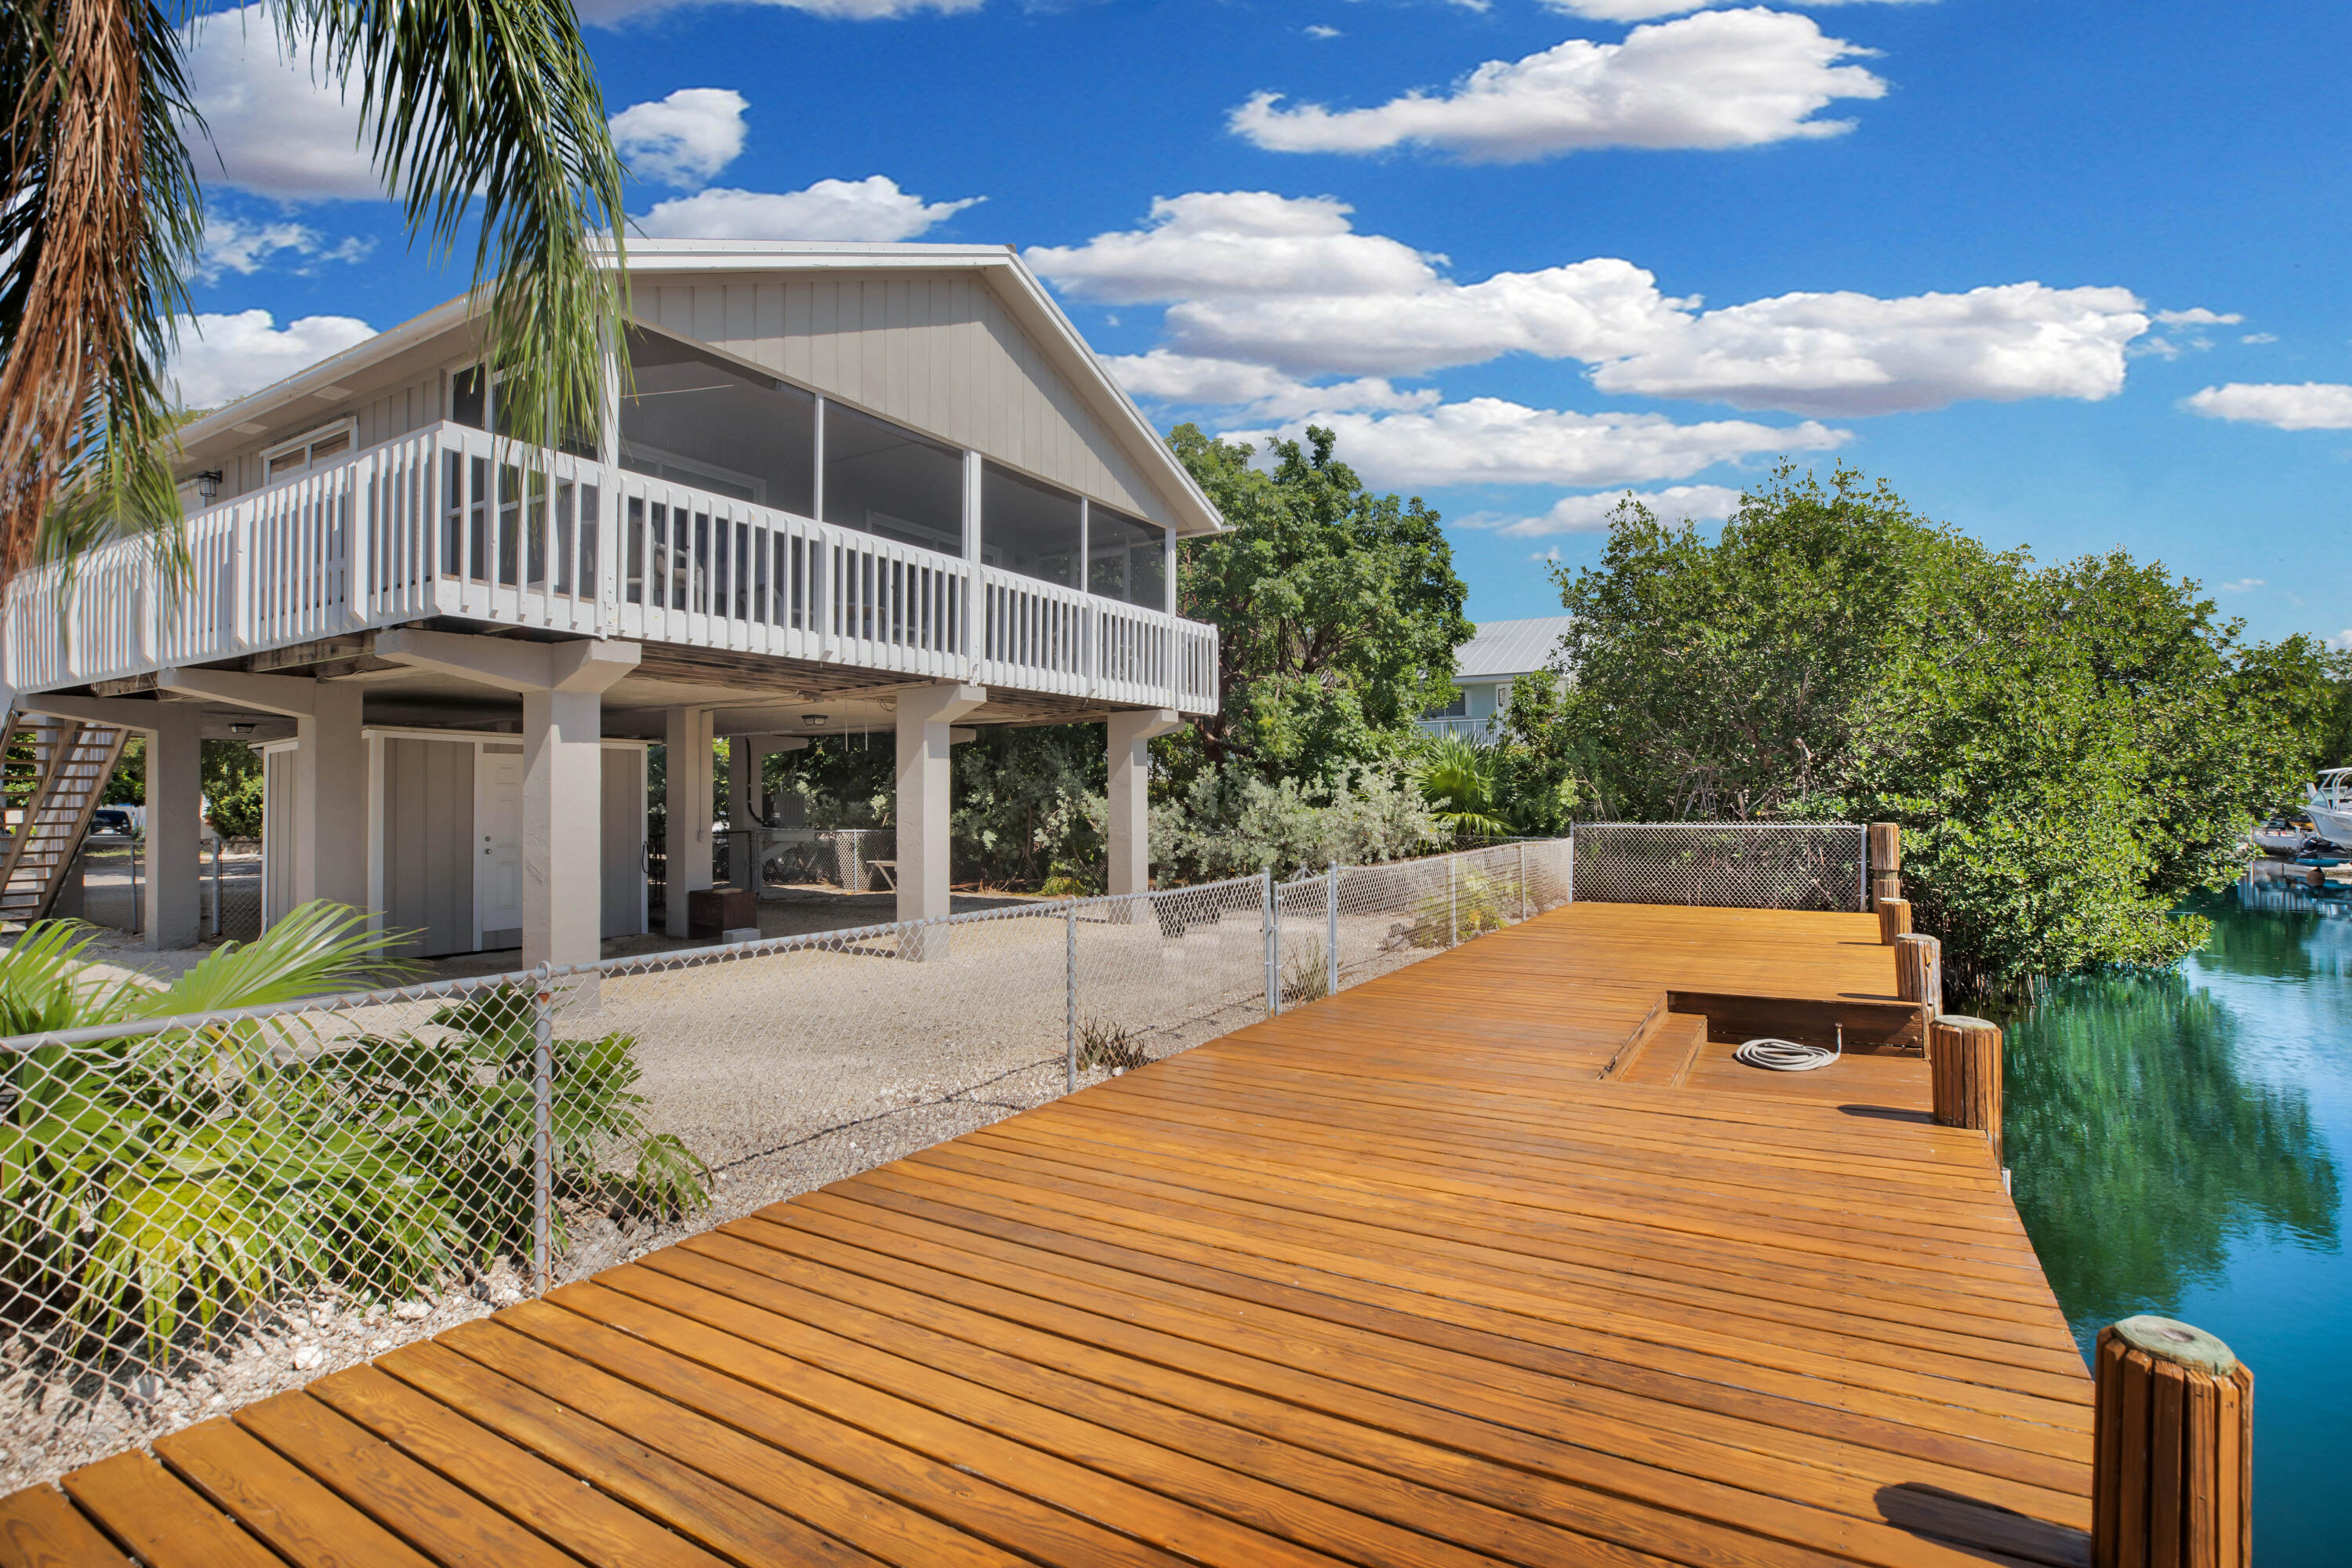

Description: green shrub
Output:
[0,911,708,1356]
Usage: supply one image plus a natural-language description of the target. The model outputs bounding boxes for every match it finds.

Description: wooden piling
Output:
[1867,822,1901,907]
[1928,1013,2002,1160]
[1877,896,1912,946]
[1895,932,1941,1031]
[2092,1316,2253,1568]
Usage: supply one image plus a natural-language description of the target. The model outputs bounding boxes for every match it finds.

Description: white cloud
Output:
[1032,191,1688,377]
[1231,9,1885,162]
[165,310,377,408]
[2241,332,2278,345]
[194,216,373,282]
[1033,192,2153,414]
[1548,0,1932,16]
[1595,281,2150,414]
[636,176,982,241]
[2328,629,2352,652]
[2153,307,2243,326]
[2183,383,2352,430]
[2216,578,2265,593]
[1222,397,1845,490]
[1305,24,1344,39]
[1032,193,1445,308]
[1104,350,1437,421]
[1471,483,1745,535]
[576,0,981,20]
[612,89,748,188]
[180,5,379,201]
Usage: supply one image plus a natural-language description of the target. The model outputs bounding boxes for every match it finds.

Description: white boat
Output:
[2306,769,2352,845]
[2252,814,2316,855]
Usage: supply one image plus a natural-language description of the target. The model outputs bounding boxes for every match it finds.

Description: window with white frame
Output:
[262,420,354,481]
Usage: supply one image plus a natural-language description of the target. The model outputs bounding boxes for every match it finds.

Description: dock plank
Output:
[1,903,2092,1568]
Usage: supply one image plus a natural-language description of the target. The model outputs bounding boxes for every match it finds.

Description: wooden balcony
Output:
[3,420,1219,715]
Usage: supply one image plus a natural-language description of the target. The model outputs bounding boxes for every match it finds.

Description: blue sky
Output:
[175,0,2352,645]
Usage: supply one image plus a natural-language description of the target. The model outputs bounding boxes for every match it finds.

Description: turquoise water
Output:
[2005,876,2349,1561]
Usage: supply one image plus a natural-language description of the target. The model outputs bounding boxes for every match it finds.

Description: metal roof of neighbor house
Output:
[1455,616,1574,680]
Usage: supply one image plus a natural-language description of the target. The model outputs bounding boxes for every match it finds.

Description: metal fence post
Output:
[209,835,223,937]
[1065,904,1078,1094]
[1565,828,1576,904]
[1448,853,1458,948]
[1857,825,1870,913]
[1264,865,1279,1018]
[1518,841,1528,922]
[1326,861,1340,998]
[531,964,556,1297]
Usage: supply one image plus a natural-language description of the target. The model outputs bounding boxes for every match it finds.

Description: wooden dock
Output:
[1,904,2092,1568]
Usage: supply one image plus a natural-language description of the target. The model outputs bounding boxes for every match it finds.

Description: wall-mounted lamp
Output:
[227,722,255,735]
[194,470,223,505]
[801,714,826,728]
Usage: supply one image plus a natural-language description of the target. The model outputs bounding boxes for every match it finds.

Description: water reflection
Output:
[2007,965,2339,1329]
[1994,877,2350,1556]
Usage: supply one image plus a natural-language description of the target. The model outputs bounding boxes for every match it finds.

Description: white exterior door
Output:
[475,750,523,944]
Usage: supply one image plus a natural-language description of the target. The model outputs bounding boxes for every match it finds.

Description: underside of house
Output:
[0,241,1222,965]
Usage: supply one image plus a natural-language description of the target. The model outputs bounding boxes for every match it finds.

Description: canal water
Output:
[2005,872,2348,1561]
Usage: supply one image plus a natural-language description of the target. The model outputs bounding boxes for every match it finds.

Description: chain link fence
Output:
[61,837,141,936]
[1569,820,1867,911]
[205,837,263,942]
[0,837,1571,1488]
[3,824,1867,1485]
[714,826,898,893]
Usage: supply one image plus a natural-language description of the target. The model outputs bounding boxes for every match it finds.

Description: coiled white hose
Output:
[1733,1036,1842,1072]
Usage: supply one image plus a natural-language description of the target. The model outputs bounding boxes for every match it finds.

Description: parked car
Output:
[87,808,135,837]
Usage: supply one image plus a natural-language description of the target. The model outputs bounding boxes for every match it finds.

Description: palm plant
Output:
[0,0,626,593]
[0,906,706,1355]
[1415,734,1519,840]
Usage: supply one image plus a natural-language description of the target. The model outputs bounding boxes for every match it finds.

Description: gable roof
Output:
[170,241,1223,538]
[1455,616,1574,681]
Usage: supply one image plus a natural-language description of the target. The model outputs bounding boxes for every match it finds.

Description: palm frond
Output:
[135,901,421,1018]
[1414,734,1519,839]
[0,918,158,1034]
[285,0,627,475]
[0,0,202,593]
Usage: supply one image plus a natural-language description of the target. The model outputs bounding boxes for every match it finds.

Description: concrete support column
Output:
[363,631,639,971]
[894,684,986,958]
[1105,708,1181,903]
[143,714,205,950]
[26,692,221,950]
[523,685,605,972]
[154,668,372,922]
[665,706,713,937]
[293,682,367,911]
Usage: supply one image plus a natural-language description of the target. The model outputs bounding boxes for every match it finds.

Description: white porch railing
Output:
[3,422,1220,713]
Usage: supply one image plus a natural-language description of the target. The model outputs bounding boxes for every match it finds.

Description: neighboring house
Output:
[1418,616,1573,741]
[0,241,1222,963]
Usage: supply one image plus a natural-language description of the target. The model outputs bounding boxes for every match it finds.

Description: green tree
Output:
[1,0,625,592]
[1528,465,2340,991]
[1167,424,1472,786]
[949,726,1105,891]
[202,737,263,837]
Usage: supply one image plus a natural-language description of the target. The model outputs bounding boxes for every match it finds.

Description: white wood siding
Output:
[637,272,1178,532]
